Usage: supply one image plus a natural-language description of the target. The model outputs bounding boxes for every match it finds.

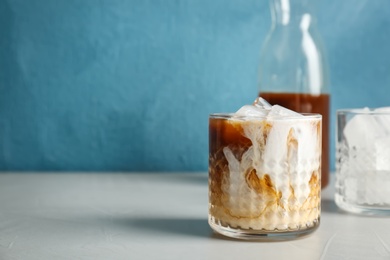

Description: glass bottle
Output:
[258,0,330,188]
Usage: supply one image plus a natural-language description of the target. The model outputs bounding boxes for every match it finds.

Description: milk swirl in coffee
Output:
[209,98,321,237]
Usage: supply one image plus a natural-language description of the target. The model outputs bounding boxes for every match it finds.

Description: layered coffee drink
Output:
[209,98,321,239]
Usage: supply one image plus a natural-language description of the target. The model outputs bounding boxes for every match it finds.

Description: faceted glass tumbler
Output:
[336,109,390,215]
[209,113,322,240]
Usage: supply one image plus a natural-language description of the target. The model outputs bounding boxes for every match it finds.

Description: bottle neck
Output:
[270,0,316,26]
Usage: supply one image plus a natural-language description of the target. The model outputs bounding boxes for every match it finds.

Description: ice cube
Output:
[253,97,272,110]
[375,107,390,112]
[374,107,390,135]
[267,105,303,118]
[343,110,378,149]
[235,105,268,118]
[343,110,378,173]
[343,107,390,174]
[344,108,389,148]
[375,136,390,171]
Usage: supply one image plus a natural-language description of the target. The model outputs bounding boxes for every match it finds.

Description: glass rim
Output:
[337,108,390,115]
[209,112,322,120]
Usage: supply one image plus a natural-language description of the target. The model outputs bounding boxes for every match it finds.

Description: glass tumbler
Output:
[336,109,390,215]
[209,113,322,240]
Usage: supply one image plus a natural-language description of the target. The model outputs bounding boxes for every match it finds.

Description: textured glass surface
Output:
[209,114,321,239]
[335,110,390,215]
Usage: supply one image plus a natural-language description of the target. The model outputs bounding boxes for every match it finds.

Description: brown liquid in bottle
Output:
[259,92,330,188]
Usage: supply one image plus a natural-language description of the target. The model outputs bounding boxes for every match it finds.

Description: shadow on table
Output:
[120,218,271,242]
[121,217,212,238]
[321,198,340,214]
[167,173,208,185]
[116,217,311,242]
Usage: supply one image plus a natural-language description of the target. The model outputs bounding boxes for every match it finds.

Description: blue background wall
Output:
[0,0,389,171]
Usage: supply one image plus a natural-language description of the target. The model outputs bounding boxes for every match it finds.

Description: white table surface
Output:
[0,173,389,260]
